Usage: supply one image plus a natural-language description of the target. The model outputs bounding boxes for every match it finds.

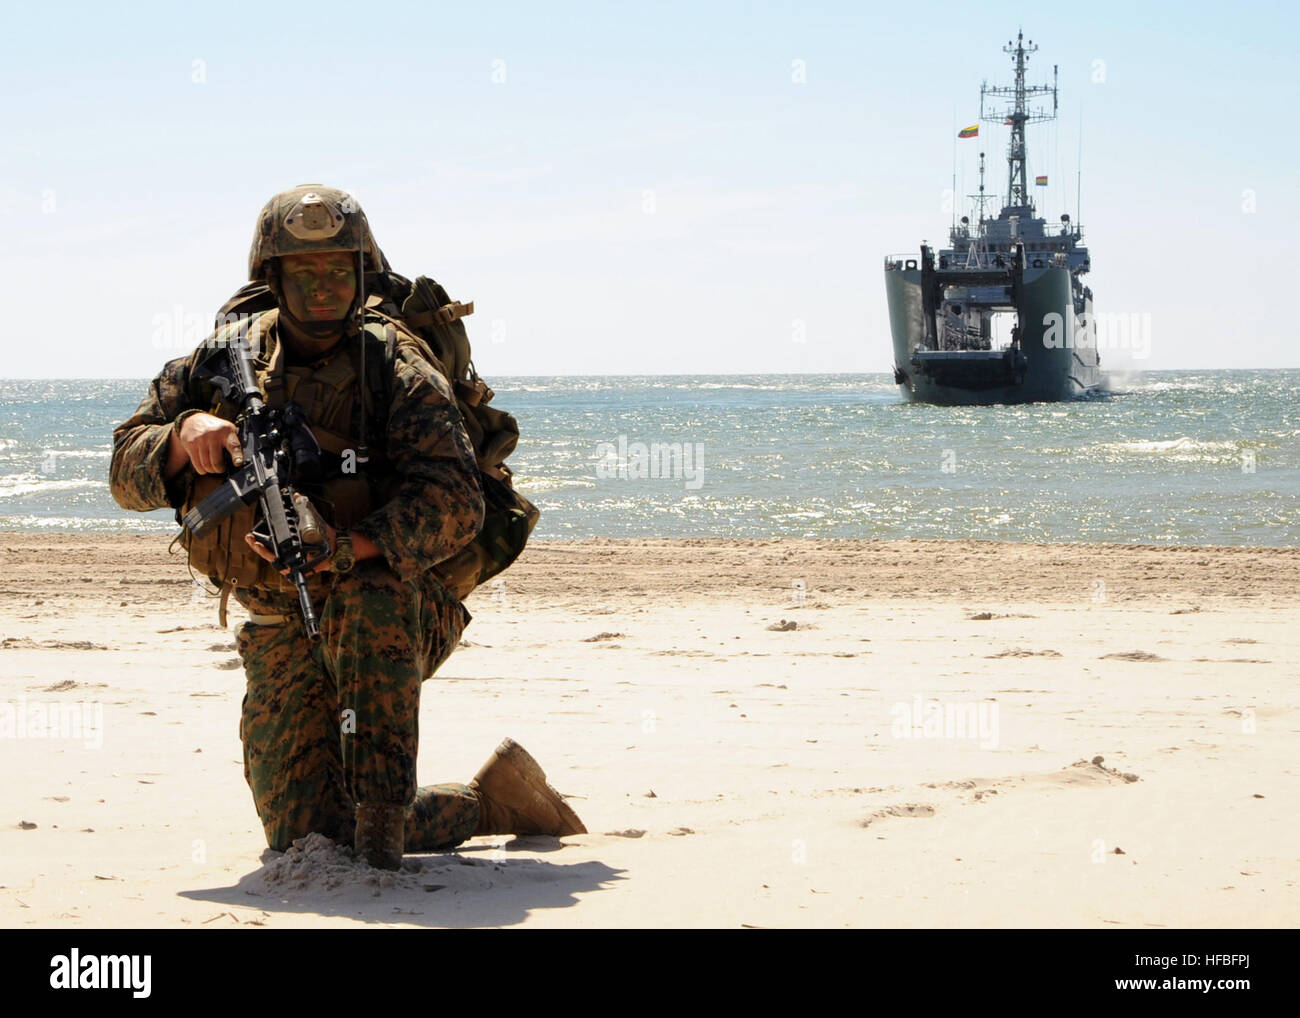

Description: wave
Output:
[512,476,598,494]
[693,382,791,391]
[1093,438,1243,461]
[0,475,105,499]
[0,446,111,460]
[1131,381,1213,394]
[0,515,174,532]
[42,449,112,459]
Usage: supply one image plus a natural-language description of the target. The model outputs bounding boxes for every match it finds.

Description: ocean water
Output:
[1,371,1296,545]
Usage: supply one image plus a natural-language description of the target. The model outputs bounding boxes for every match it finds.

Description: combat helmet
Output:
[248,184,388,282]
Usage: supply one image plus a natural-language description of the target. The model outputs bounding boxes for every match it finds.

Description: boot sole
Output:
[354,803,405,870]
[493,737,588,836]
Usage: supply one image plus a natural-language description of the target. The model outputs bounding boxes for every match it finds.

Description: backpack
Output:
[213,271,539,600]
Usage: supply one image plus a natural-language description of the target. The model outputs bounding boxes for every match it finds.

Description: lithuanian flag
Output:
[958,124,978,138]
[1035,175,1048,186]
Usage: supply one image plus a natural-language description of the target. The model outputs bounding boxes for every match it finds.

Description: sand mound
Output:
[254,834,429,893]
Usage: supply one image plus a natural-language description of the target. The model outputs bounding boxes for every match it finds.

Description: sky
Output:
[1,0,1296,377]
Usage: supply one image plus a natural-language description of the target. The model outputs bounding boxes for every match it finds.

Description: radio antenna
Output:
[951,107,957,231]
[1076,109,1083,229]
[355,200,369,466]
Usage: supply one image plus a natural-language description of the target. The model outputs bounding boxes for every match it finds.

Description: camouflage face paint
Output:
[279,251,357,324]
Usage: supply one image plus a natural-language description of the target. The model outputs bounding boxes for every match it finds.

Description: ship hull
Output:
[886,263,1102,405]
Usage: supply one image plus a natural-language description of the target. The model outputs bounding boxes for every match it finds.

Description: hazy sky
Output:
[2,0,1295,377]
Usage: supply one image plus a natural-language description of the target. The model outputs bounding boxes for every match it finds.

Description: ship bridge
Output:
[942,209,1090,275]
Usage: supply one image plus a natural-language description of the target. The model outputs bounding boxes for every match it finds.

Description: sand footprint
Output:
[861,803,937,827]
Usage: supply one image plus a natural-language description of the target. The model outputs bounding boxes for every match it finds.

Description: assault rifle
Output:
[181,330,328,641]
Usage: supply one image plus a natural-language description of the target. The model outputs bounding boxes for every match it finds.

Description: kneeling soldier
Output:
[110,185,584,868]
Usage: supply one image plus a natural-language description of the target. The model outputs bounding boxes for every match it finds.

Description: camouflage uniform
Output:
[110,313,488,853]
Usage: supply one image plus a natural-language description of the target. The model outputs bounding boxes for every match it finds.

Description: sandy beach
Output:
[0,533,1296,928]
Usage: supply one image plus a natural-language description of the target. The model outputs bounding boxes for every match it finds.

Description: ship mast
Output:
[967,151,995,226]
[980,29,1058,212]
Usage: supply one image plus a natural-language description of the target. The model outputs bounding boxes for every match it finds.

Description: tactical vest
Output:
[178,309,397,595]
[187,273,541,607]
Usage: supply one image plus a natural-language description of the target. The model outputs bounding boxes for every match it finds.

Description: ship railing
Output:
[884,253,918,270]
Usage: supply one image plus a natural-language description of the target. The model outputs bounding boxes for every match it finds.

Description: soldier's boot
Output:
[469,738,587,837]
[355,803,405,870]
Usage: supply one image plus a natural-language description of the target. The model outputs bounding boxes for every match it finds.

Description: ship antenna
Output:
[1054,64,1059,221]
[951,109,957,233]
[964,150,992,268]
[966,150,993,235]
[1076,109,1083,231]
[980,28,1055,212]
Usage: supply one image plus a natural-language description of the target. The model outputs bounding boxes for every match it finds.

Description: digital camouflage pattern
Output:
[110,311,486,587]
[235,561,479,851]
[110,306,488,853]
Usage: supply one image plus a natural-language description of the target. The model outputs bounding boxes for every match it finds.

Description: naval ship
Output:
[885,31,1102,404]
